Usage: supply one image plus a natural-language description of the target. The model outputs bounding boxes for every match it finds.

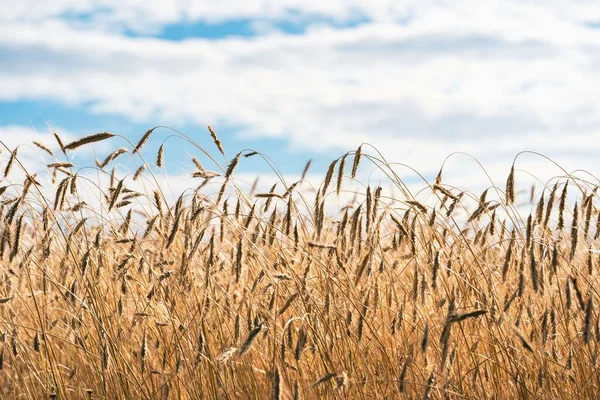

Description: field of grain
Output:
[0,128,598,399]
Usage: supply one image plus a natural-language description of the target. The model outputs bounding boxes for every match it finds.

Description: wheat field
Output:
[0,128,598,399]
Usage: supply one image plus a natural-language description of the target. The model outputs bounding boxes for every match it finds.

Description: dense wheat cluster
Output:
[0,128,598,399]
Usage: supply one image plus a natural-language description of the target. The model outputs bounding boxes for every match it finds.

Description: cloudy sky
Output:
[1,0,599,189]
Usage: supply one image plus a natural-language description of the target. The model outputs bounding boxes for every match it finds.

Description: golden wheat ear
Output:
[133,127,156,153]
[207,125,225,156]
[505,164,515,204]
[63,132,115,150]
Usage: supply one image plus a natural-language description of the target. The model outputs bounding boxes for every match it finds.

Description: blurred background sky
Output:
[1,1,599,188]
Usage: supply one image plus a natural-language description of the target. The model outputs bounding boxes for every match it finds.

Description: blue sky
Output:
[1,1,600,187]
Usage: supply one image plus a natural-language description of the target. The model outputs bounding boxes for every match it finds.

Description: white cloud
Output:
[2,1,599,34]
[0,1,407,30]
[1,2,600,187]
